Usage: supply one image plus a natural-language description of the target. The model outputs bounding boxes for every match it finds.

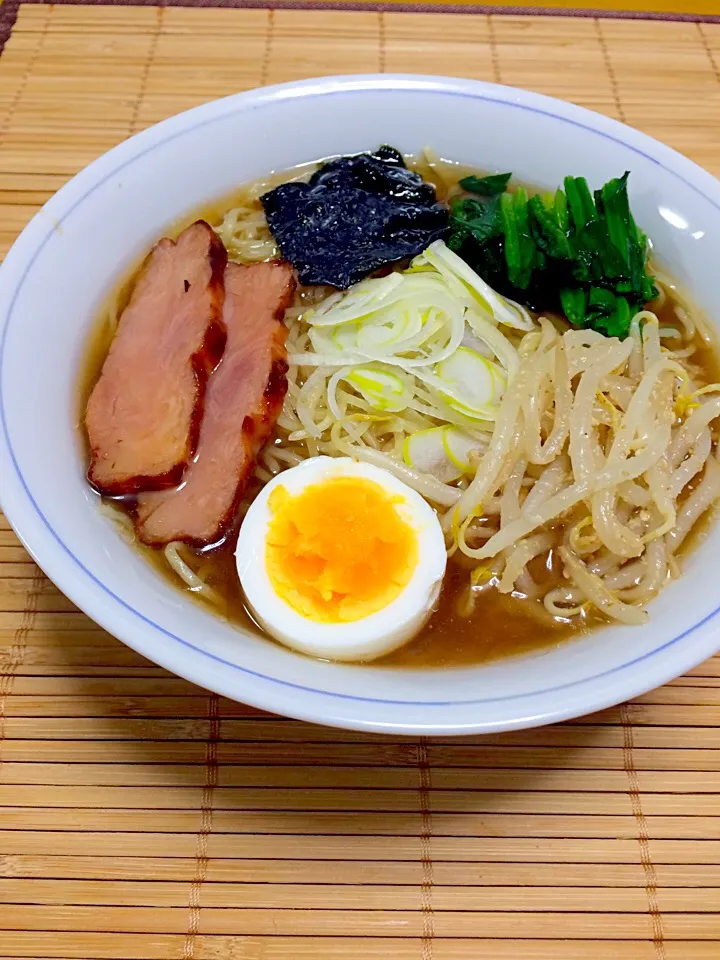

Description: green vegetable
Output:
[459,172,512,196]
[448,170,658,338]
[559,288,587,328]
[564,175,597,233]
[528,194,573,261]
[554,188,569,233]
[448,195,501,249]
[501,189,538,290]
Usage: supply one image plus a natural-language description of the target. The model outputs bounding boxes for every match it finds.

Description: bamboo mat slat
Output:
[1,5,720,959]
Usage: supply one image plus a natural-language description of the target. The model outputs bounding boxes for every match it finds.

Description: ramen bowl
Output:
[2,75,720,735]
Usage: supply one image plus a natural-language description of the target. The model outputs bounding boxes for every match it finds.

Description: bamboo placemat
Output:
[1,6,720,959]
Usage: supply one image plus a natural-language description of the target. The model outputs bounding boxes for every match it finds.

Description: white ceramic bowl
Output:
[2,75,720,735]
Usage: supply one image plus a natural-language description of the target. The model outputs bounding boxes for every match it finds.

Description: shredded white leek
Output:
[278,240,537,491]
[403,425,486,483]
[287,240,528,449]
[411,240,534,332]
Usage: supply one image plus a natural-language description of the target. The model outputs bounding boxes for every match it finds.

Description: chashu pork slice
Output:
[136,260,295,546]
[86,221,227,495]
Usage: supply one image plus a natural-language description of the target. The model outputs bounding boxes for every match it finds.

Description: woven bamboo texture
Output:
[1,6,720,959]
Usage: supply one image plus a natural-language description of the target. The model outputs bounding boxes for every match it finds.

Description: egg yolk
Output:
[265,476,418,623]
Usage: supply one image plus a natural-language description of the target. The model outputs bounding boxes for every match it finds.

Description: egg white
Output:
[235,456,447,661]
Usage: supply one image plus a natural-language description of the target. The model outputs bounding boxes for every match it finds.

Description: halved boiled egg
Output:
[236,457,446,661]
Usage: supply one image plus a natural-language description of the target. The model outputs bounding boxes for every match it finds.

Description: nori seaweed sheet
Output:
[260,146,449,288]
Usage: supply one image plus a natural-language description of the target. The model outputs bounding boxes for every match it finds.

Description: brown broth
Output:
[80,160,720,669]
[124,527,592,667]
[380,560,590,667]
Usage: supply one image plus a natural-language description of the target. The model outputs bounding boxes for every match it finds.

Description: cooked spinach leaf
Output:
[448,171,657,337]
[459,172,512,196]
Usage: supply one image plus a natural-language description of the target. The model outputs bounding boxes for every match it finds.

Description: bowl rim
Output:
[2,73,720,735]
